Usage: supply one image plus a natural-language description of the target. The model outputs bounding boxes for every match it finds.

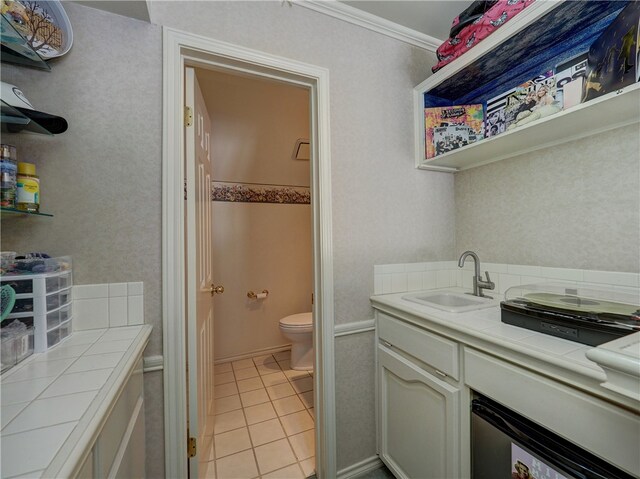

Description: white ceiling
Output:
[341,1,474,40]
[69,0,475,42]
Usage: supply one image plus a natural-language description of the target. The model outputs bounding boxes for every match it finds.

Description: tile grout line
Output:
[211,351,315,478]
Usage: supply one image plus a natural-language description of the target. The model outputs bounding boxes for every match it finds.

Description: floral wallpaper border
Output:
[212,182,311,204]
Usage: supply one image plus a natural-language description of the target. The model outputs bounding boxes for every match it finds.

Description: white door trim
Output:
[162,27,336,478]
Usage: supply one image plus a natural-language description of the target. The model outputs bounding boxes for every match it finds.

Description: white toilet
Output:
[279,312,313,371]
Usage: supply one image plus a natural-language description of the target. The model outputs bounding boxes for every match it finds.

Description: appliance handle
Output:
[472,398,633,479]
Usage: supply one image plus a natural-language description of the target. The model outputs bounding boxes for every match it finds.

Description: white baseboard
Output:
[337,455,384,479]
[214,343,292,365]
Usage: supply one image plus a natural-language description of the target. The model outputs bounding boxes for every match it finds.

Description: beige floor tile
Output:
[214,427,252,459]
[214,363,232,374]
[248,418,286,446]
[289,429,315,460]
[273,351,290,362]
[252,354,276,366]
[244,402,277,425]
[283,368,309,381]
[266,382,296,401]
[261,463,305,479]
[216,449,258,479]
[261,371,288,388]
[214,409,246,434]
[234,366,260,380]
[307,407,314,420]
[207,441,216,462]
[200,460,217,479]
[277,359,292,370]
[240,388,270,407]
[254,438,296,475]
[237,376,264,393]
[298,391,313,409]
[280,410,314,436]
[272,395,305,417]
[214,372,235,386]
[290,376,313,394]
[299,457,315,477]
[215,394,242,414]
[257,362,282,376]
[232,358,255,370]
[214,382,239,399]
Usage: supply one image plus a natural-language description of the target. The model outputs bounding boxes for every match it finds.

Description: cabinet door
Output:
[378,345,460,479]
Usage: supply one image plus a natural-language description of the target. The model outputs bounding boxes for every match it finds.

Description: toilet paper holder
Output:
[247,289,269,299]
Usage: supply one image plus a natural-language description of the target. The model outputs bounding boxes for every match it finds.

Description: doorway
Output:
[196,67,314,478]
[162,28,336,478]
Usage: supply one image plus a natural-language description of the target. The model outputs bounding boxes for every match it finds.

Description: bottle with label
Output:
[16,163,39,213]
[0,144,18,208]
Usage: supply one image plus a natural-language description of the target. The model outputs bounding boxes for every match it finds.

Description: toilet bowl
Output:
[279,312,313,371]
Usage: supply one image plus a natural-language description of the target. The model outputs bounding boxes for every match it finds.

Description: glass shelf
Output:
[1,99,53,135]
[0,14,50,71]
[1,207,53,218]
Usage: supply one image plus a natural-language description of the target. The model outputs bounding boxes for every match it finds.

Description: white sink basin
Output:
[402,290,498,313]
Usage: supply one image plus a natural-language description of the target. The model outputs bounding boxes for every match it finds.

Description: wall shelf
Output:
[1,207,53,218]
[0,100,54,135]
[419,83,640,172]
[0,14,50,71]
[414,0,632,172]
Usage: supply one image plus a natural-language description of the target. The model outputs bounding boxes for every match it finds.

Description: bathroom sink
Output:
[401,290,498,313]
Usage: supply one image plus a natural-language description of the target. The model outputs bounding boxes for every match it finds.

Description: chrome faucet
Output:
[458,251,495,298]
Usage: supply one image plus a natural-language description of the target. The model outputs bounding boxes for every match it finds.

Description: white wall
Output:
[0,5,165,476]
[455,124,640,273]
[1,1,455,474]
[148,2,456,469]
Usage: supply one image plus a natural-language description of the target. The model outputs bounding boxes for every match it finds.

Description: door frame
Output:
[162,27,336,478]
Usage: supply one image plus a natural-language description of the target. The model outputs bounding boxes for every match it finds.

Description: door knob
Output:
[210,284,224,296]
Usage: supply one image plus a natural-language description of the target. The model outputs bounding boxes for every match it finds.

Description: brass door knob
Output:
[210,284,224,296]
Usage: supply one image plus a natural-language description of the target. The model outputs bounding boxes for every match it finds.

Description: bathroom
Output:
[196,67,316,477]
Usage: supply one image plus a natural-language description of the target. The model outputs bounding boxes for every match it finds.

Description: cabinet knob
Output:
[381,340,393,349]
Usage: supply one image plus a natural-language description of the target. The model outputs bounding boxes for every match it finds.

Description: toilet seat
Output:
[279,312,312,331]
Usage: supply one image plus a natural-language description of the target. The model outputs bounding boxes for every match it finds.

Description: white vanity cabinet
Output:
[75,356,145,479]
[373,297,640,479]
[376,312,461,479]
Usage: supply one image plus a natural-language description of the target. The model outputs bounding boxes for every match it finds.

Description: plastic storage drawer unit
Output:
[1,257,73,353]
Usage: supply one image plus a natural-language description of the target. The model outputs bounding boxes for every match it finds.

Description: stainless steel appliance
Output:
[471,394,635,479]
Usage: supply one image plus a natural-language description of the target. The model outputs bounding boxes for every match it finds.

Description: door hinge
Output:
[184,106,193,127]
[187,436,197,458]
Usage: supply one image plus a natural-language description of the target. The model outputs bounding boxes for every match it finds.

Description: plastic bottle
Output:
[16,162,39,213]
[0,144,18,208]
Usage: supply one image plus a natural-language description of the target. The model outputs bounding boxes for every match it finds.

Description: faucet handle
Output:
[483,271,495,289]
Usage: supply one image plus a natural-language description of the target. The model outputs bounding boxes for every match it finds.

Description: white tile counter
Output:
[1,325,152,478]
[371,288,640,410]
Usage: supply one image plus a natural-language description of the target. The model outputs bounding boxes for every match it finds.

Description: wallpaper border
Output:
[212,181,311,204]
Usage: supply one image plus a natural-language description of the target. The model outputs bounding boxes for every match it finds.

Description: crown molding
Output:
[294,0,441,52]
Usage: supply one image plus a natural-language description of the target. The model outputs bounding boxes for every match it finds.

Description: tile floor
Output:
[200,350,315,479]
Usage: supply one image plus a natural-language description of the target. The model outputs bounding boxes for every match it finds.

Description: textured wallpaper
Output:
[148,1,453,469]
[0,4,165,477]
[455,124,640,273]
[0,1,454,475]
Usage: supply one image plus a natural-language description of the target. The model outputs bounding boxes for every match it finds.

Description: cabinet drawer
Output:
[378,312,459,379]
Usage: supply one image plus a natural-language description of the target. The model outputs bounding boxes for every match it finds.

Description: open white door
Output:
[185,67,218,478]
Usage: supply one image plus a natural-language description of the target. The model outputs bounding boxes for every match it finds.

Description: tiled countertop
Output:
[1,325,152,478]
[371,288,640,409]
